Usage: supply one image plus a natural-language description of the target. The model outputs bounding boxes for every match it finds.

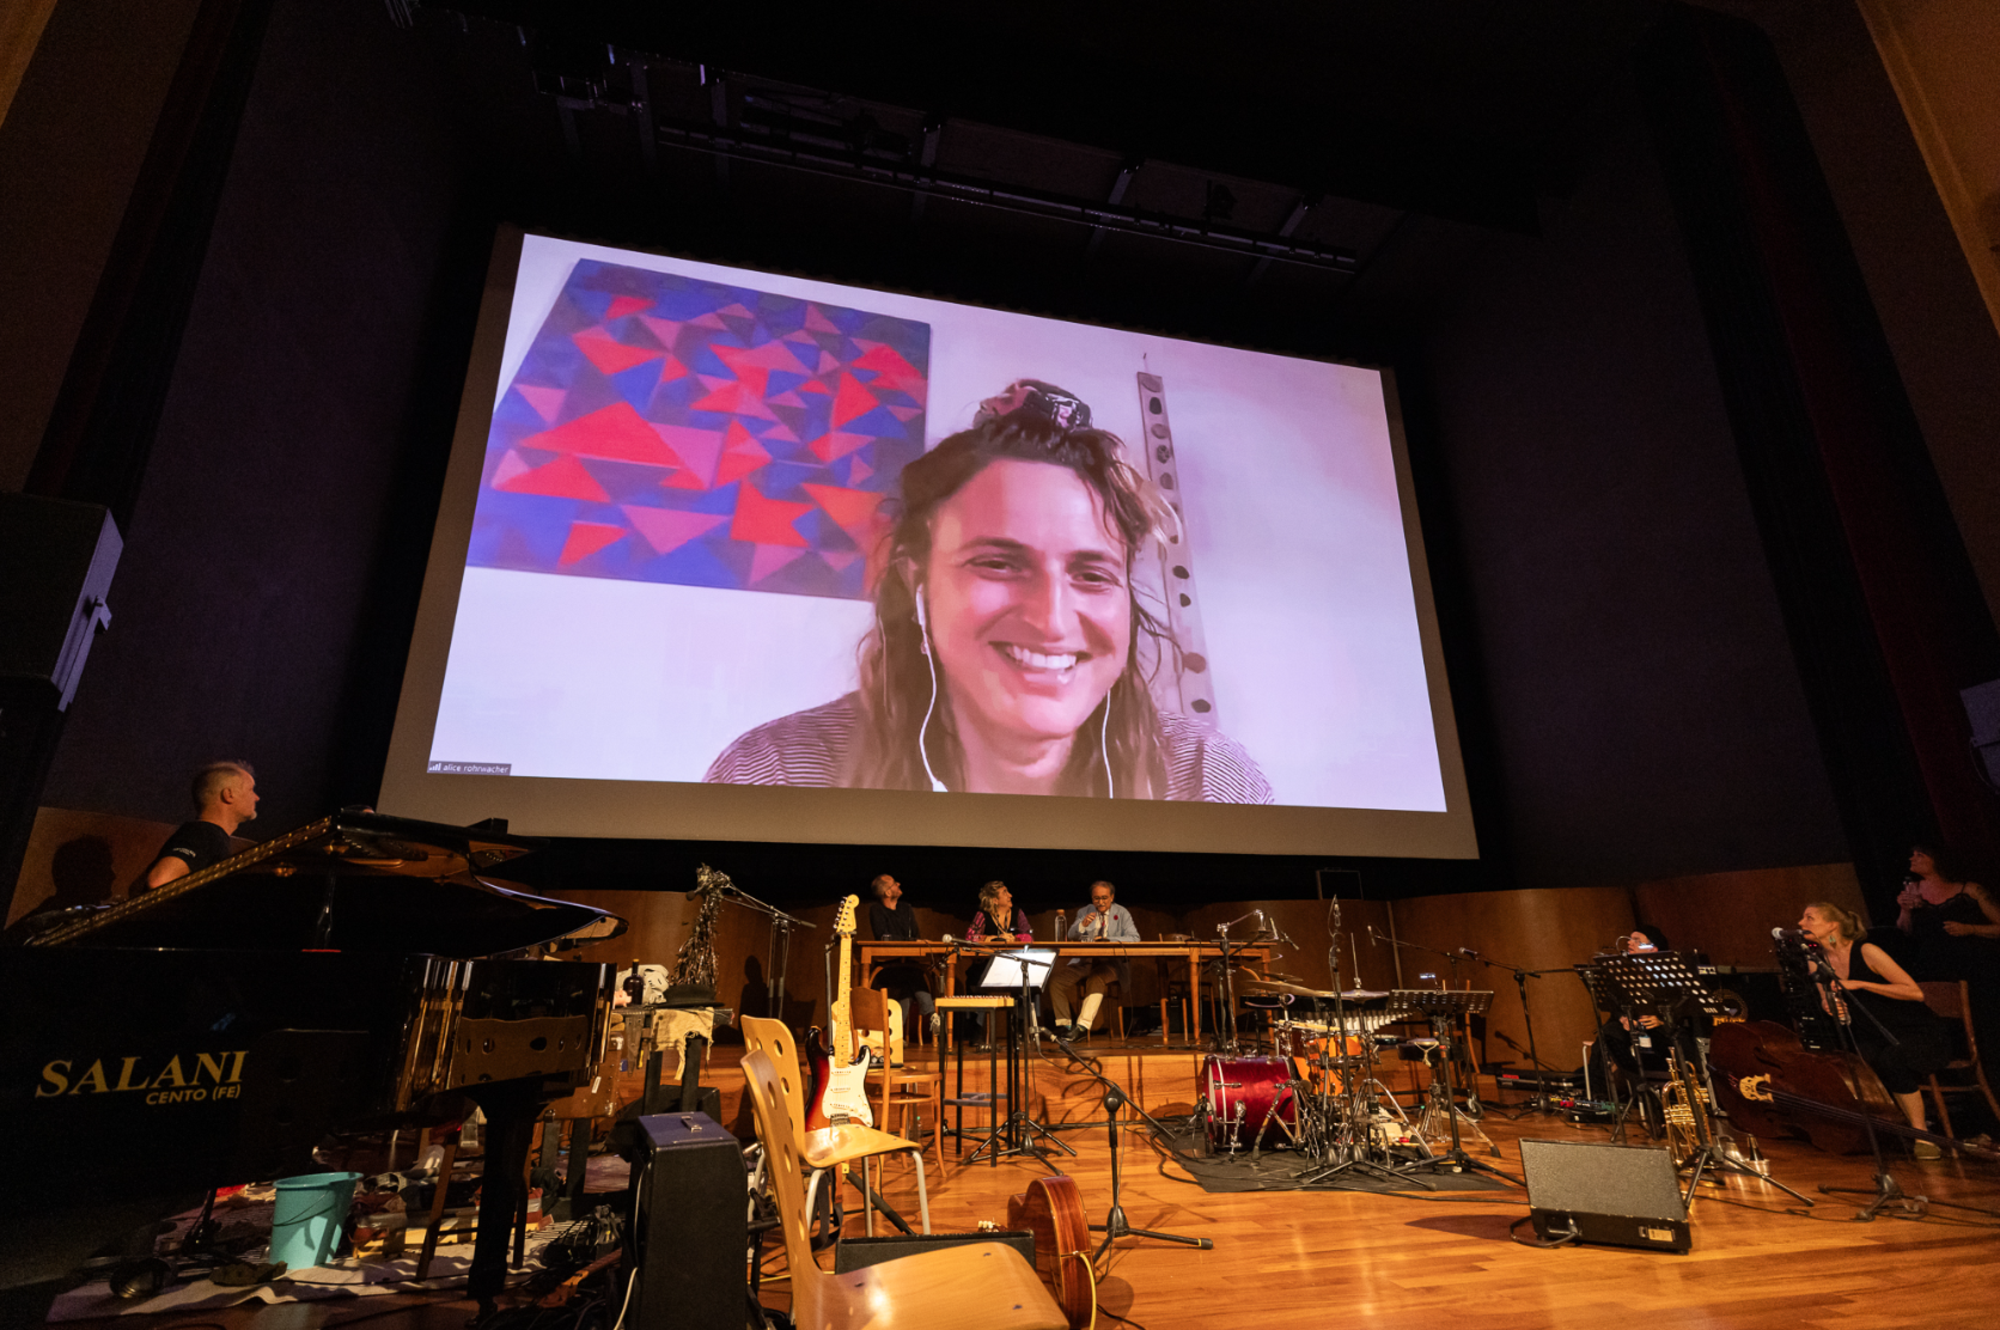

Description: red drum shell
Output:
[1203,1055,1296,1149]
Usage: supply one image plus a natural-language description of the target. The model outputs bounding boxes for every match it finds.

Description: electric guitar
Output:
[805,895,874,1129]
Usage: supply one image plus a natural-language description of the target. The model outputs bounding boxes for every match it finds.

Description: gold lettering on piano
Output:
[33,1052,248,1103]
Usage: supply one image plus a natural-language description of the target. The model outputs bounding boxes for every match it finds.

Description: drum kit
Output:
[1197,981,1422,1165]
[1191,903,1512,1187]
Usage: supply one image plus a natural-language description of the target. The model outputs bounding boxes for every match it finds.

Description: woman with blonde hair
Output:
[1797,900,1953,1157]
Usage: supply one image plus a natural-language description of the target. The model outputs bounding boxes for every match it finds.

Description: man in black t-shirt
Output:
[141,761,260,890]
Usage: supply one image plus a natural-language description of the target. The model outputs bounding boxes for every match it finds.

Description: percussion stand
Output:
[1090,1086,1213,1261]
[1391,989,1520,1186]
[1296,900,1422,1190]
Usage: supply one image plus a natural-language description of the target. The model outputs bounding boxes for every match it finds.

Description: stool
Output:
[936,995,1011,1166]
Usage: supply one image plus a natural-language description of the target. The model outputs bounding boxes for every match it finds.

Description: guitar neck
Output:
[832,931,853,1048]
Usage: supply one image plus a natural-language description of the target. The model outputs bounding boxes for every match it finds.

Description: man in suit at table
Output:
[1052,880,1139,1039]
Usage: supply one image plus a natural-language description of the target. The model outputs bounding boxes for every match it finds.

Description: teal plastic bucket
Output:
[269,1171,362,1270]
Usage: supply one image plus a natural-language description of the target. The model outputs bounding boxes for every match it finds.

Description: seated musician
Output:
[966,879,1032,943]
[1592,926,1673,1082]
[964,880,1032,1044]
[1051,879,1139,1039]
[139,761,260,890]
[1798,901,1954,1157]
[867,873,936,1038]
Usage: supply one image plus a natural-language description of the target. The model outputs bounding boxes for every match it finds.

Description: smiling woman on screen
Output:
[703,380,1273,802]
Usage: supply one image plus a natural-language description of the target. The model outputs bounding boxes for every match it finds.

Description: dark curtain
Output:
[1635,4,2000,915]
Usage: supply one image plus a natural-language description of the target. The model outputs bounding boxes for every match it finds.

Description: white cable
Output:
[1099,692,1114,800]
[915,589,946,792]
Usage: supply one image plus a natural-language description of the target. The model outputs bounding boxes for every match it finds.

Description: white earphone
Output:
[914,585,947,792]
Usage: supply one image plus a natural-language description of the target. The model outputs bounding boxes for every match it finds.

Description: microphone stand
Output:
[1090,1086,1212,1260]
[714,885,813,1025]
[1454,949,1568,1118]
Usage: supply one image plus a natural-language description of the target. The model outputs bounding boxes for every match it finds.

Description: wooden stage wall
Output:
[8,806,1867,1077]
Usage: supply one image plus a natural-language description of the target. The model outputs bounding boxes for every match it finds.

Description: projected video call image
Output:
[423,233,1448,814]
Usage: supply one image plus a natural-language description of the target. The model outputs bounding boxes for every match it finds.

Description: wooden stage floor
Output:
[40,1037,2000,1330]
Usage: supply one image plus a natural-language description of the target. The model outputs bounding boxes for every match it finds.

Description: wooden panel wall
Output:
[1630,862,1867,967]
[1394,887,1634,1076]
[7,806,175,925]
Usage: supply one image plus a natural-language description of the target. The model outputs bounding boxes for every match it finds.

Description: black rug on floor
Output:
[1157,1130,1517,1195]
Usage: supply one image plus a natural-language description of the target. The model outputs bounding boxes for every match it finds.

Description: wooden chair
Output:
[740,1015,930,1234]
[739,1048,1067,1330]
[855,990,948,1181]
[1918,980,2000,1138]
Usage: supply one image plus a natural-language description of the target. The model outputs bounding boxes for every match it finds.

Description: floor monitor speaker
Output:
[1519,1138,1690,1252]
[626,1111,747,1329]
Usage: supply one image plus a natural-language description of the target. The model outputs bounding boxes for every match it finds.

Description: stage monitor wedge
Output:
[378,227,1478,858]
[1520,1138,1691,1253]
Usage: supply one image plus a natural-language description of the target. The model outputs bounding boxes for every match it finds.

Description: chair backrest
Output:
[849,986,891,1063]
[739,1049,825,1312]
[740,1015,807,1132]
[886,999,906,1064]
[1919,980,1968,1023]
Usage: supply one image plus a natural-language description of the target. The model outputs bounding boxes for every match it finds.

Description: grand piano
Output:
[0,810,626,1299]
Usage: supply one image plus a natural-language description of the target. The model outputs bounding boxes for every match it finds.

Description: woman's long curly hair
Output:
[848,413,1179,796]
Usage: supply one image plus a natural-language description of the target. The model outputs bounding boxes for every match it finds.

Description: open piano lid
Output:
[18,811,626,956]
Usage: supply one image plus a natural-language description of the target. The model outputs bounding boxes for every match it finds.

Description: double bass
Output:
[1706,1020,1996,1160]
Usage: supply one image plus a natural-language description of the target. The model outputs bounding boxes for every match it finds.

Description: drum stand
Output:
[1090,1086,1212,1260]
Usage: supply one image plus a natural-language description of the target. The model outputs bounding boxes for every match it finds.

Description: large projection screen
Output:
[378,228,1476,857]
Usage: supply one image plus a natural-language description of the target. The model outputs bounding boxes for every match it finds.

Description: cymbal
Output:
[1240,977,1338,999]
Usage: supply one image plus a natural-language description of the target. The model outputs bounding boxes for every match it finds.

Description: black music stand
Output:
[969,949,1074,1168]
[1391,988,1520,1186]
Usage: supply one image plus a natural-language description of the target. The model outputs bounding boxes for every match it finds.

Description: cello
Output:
[1707,1020,1997,1160]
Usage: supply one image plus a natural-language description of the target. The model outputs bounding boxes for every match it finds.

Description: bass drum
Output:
[1202,1055,1296,1151]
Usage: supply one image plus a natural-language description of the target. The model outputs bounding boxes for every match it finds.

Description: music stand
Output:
[1391,988,1520,1186]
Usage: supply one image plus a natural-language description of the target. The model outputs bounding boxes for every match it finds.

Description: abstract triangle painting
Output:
[468,259,929,599]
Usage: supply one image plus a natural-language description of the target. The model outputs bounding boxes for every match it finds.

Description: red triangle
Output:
[490,449,532,488]
[715,422,772,488]
[802,482,887,538]
[605,295,653,320]
[831,373,878,427]
[663,470,709,491]
[528,402,684,467]
[572,328,662,376]
[621,506,729,555]
[851,341,924,395]
[650,423,724,487]
[798,379,833,396]
[496,454,609,502]
[730,481,813,547]
[559,521,628,565]
[748,543,808,583]
[809,430,873,463]
[516,384,567,423]
[637,315,682,348]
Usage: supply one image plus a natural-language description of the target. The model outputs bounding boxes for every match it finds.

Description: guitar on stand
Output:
[806,896,874,1130]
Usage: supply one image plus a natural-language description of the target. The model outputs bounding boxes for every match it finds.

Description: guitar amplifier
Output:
[624,1111,747,1330]
[833,1229,1036,1273]
[1519,1138,1690,1253]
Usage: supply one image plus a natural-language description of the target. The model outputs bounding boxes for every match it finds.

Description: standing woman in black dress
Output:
[1895,844,2000,1079]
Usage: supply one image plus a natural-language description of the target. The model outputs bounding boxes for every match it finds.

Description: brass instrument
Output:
[1660,1049,1716,1172]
